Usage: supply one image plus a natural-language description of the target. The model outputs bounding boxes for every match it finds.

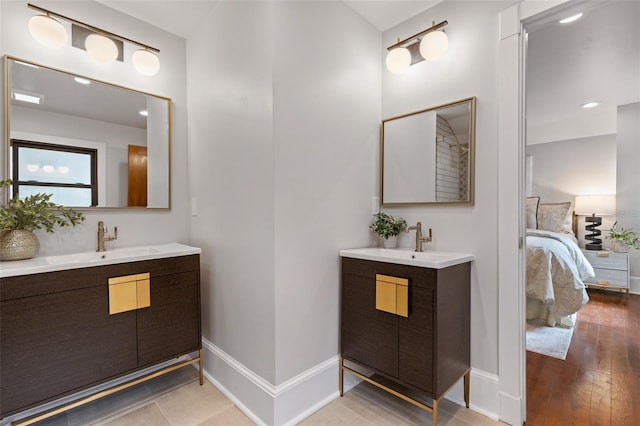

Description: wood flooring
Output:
[526,289,640,425]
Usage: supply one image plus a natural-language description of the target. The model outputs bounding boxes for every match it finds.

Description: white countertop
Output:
[0,243,201,278]
[340,247,474,269]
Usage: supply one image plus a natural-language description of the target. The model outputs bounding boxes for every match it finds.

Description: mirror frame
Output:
[3,55,172,210]
[380,96,476,206]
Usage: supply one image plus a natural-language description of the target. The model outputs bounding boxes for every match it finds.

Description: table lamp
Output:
[574,195,616,250]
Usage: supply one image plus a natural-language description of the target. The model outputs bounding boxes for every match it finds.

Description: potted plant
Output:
[0,179,85,261]
[606,221,640,253]
[369,212,408,248]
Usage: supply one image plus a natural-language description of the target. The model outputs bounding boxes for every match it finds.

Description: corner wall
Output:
[186,1,379,424]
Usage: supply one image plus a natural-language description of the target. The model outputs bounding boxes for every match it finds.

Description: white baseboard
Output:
[629,275,640,295]
[203,338,504,425]
[202,338,340,426]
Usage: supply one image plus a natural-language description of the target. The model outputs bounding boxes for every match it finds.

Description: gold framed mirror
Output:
[381,96,476,206]
[3,55,171,209]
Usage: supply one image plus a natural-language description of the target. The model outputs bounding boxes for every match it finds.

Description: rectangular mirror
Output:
[381,97,476,206]
[3,56,171,209]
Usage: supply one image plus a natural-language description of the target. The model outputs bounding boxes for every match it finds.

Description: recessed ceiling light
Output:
[74,77,91,85]
[559,13,583,24]
[12,90,43,104]
[581,101,600,109]
[139,110,148,116]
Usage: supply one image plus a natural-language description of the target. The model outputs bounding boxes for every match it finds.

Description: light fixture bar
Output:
[387,20,448,51]
[27,3,160,53]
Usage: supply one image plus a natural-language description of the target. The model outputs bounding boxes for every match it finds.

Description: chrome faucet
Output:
[407,222,432,252]
[97,221,118,252]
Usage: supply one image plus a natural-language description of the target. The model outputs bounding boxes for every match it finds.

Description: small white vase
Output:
[611,239,629,253]
[383,235,398,249]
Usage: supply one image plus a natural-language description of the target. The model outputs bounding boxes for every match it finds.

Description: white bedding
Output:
[526,229,593,326]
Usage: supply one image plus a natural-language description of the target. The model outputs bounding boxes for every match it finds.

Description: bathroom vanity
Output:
[339,248,473,426]
[0,244,201,424]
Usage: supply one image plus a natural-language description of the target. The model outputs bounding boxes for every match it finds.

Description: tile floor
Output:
[25,367,503,425]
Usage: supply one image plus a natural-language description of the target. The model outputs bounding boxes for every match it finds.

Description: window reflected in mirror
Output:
[11,139,97,206]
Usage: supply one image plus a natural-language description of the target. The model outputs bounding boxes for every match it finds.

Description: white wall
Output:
[526,135,616,202]
[616,102,640,294]
[1,0,190,254]
[526,135,617,248]
[186,1,379,424]
[381,0,507,415]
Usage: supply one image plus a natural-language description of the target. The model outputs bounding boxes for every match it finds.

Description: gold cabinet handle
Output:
[109,273,151,314]
[375,274,409,317]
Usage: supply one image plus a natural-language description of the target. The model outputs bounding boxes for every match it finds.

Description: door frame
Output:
[497,1,572,425]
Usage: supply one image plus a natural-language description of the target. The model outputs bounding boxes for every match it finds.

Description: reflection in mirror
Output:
[381,97,476,206]
[3,56,171,209]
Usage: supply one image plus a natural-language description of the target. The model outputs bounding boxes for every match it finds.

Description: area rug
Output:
[526,320,575,360]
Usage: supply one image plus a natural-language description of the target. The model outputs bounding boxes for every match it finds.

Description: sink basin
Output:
[1,243,201,278]
[45,246,162,265]
[339,247,474,269]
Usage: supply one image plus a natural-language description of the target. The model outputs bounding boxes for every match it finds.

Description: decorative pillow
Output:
[560,201,575,235]
[526,197,540,229]
[538,202,572,233]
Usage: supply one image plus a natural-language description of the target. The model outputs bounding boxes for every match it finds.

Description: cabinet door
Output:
[0,286,137,416]
[399,286,434,393]
[342,274,398,376]
[137,270,201,367]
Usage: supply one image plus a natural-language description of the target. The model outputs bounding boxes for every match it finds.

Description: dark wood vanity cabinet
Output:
[0,254,201,419]
[341,257,470,405]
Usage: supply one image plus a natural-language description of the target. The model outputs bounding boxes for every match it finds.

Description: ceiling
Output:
[96,0,444,36]
[526,1,640,145]
[13,1,637,139]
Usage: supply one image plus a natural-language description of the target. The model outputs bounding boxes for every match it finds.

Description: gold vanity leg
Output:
[464,370,470,408]
[199,349,204,385]
[339,357,344,396]
[432,398,438,426]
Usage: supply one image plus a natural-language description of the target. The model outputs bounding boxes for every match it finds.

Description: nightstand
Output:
[582,249,629,294]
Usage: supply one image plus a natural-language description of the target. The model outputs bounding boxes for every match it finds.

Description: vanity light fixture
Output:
[559,13,583,24]
[85,33,119,63]
[386,20,448,74]
[28,13,67,48]
[27,3,161,76]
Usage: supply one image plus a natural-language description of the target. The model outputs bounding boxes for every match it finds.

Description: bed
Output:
[525,197,594,327]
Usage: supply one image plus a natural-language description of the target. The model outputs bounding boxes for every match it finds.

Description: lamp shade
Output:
[85,33,118,63]
[386,47,411,74]
[28,14,67,48]
[419,30,448,60]
[132,49,160,76]
[574,195,616,216]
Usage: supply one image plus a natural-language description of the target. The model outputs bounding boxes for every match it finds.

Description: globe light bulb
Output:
[386,47,411,74]
[420,30,448,61]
